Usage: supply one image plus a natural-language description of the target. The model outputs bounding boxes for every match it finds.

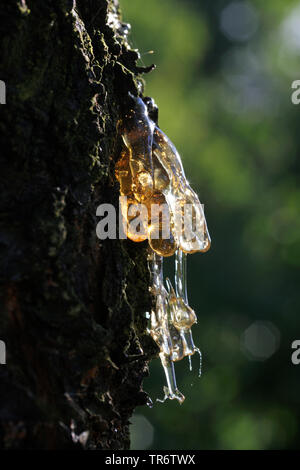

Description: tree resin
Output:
[115,93,211,403]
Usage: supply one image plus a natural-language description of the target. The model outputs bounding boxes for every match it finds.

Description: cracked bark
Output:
[0,0,157,449]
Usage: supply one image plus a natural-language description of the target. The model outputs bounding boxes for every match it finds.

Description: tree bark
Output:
[0,0,157,449]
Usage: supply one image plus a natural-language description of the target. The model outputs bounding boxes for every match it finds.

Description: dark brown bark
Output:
[0,0,157,449]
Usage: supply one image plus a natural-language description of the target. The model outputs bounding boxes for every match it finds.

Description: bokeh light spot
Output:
[241,321,280,361]
[220,1,259,42]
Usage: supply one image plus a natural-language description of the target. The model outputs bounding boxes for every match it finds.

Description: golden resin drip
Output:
[115,94,210,403]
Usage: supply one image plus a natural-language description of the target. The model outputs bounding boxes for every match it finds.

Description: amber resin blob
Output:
[115,94,211,403]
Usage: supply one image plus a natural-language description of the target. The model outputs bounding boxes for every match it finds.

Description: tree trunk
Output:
[0,0,156,449]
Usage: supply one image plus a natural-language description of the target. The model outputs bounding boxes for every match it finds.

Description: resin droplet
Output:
[152,126,211,253]
[115,94,210,403]
[148,192,176,257]
[157,354,185,404]
[148,251,186,403]
[118,94,155,203]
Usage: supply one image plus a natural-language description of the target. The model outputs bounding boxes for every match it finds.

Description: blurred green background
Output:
[120,0,300,450]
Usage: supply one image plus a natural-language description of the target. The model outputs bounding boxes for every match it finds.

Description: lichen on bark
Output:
[0,0,157,449]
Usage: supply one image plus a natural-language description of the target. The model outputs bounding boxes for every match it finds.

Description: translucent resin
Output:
[115,94,210,403]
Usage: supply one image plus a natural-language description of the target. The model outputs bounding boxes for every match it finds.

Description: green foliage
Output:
[121,0,300,450]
